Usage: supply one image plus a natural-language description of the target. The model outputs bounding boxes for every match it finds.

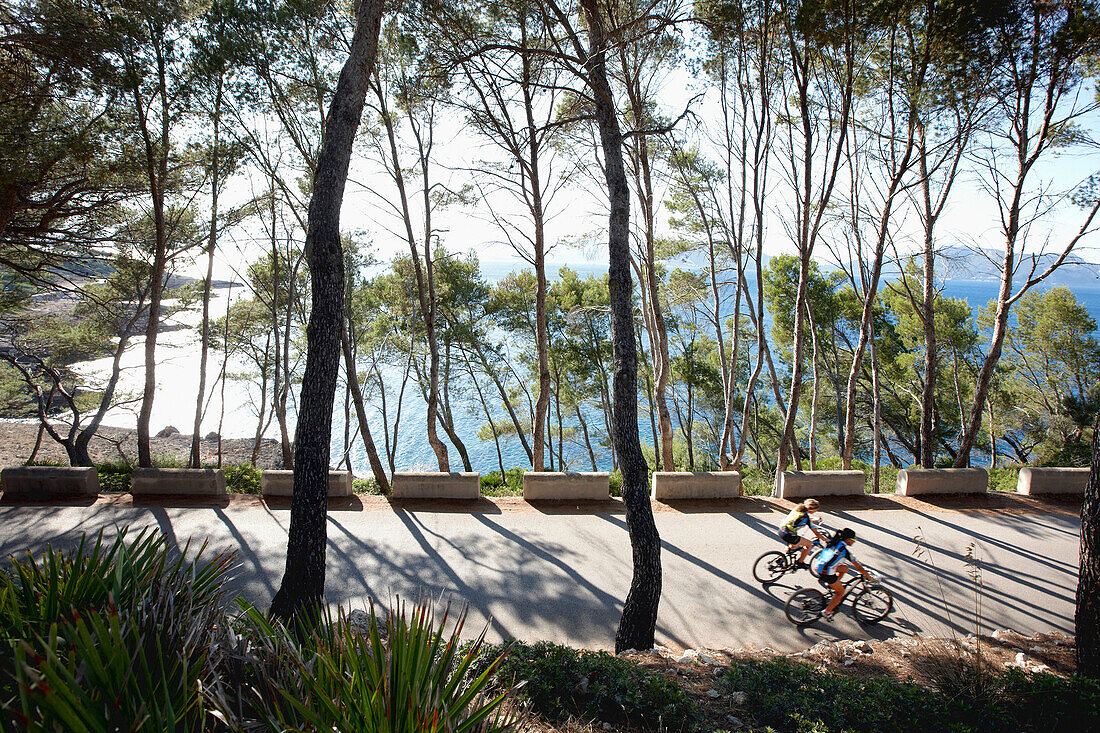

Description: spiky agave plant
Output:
[211,597,522,733]
[0,527,236,731]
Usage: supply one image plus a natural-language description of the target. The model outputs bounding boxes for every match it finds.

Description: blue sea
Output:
[331,260,1100,475]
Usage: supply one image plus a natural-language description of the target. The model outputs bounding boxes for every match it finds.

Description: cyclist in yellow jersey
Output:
[778,498,827,568]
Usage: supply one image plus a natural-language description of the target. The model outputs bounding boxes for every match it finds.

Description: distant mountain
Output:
[913,246,1100,288]
[671,245,1100,288]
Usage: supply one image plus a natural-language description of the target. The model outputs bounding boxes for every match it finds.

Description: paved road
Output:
[0,499,1079,651]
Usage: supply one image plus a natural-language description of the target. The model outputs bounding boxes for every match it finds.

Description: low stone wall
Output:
[130,468,226,496]
[896,467,987,496]
[1017,467,1089,495]
[651,471,741,500]
[0,467,100,496]
[261,470,353,498]
[391,472,480,499]
[775,471,864,499]
[523,472,610,501]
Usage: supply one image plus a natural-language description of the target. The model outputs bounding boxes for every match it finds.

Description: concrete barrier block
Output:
[131,468,226,496]
[391,472,479,499]
[1017,467,1089,495]
[776,471,865,498]
[523,472,610,500]
[261,470,353,498]
[897,467,987,496]
[652,471,741,500]
[0,467,100,496]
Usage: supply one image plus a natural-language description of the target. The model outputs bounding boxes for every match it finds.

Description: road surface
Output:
[0,496,1079,651]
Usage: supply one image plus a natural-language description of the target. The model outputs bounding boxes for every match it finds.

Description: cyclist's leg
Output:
[824,565,850,614]
[795,537,813,563]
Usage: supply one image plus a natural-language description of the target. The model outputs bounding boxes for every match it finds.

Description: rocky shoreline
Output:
[0,420,284,469]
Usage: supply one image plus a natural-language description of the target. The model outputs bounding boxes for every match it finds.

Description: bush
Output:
[224,463,262,494]
[481,467,525,496]
[740,465,774,496]
[724,657,1100,733]
[353,477,383,494]
[95,462,132,492]
[1039,440,1091,467]
[152,455,190,468]
[988,467,1021,492]
[471,640,696,731]
[609,470,624,496]
[996,668,1100,731]
[726,658,955,733]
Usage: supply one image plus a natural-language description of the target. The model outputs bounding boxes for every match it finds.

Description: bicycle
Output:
[752,535,826,584]
[784,573,894,626]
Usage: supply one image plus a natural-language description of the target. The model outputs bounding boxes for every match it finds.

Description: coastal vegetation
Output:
[0,529,1095,732]
[3,0,1100,667]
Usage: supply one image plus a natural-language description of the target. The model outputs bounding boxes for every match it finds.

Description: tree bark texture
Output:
[1078,412,1100,677]
[269,0,383,626]
[578,0,661,653]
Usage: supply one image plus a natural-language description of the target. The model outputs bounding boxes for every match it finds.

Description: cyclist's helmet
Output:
[836,527,856,543]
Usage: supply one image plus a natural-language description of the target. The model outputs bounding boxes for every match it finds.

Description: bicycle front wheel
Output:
[852,585,893,624]
[785,588,827,625]
[753,551,789,584]
[807,547,823,578]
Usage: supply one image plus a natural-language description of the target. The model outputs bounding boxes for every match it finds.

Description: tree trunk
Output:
[342,324,389,493]
[1078,412,1100,677]
[579,0,660,653]
[919,127,938,468]
[134,42,171,469]
[473,342,533,462]
[375,81,448,470]
[577,404,598,471]
[269,0,383,627]
[524,47,552,473]
[191,80,223,468]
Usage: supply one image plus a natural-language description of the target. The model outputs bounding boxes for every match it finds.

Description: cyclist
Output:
[812,527,875,621]
[778,498,827,568]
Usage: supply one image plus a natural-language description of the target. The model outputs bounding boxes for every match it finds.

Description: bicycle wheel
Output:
[752,551,789,584]
[785,588,827,625]
[852,585,893,624]
[807,547,823,578]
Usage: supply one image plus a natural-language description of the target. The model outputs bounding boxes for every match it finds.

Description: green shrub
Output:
[996,668,1100,731]
[353,477,383,494]
[609,470,623,496]
[726,658,953,733]
[740,465,774,496]
[725,658,1100,733]
[95,462,132,493]
[152,455,190,469]
[988,467,1021,492]
[481,467,525,496]
[1039,440,1091,467]
[472,640,696,731]
[224,463,262,494]
[211,601,521,732]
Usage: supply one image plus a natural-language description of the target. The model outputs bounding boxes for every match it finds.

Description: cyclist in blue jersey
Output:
[778,498,827,568]
[812,527,875,621]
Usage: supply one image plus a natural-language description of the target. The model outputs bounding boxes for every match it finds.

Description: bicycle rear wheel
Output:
[753,551,790,584]
[852,585,893,624]
[785,588,827,625]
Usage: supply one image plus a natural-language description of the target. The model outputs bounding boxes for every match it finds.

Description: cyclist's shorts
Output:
[819,573,839,585]
[779,529,800,545]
